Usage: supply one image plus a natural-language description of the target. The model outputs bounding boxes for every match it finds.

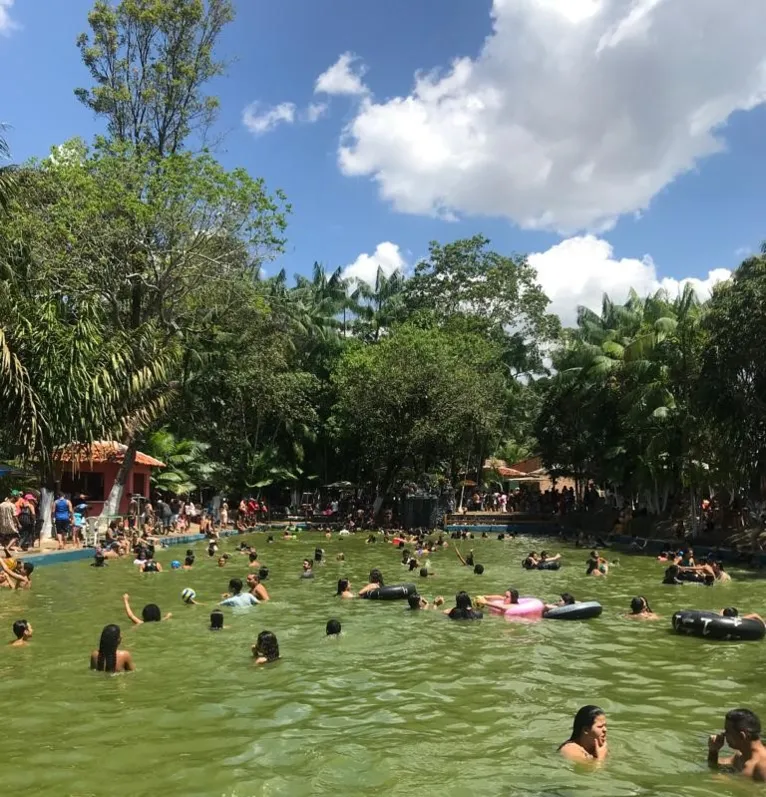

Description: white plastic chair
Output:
[83,517,103,548]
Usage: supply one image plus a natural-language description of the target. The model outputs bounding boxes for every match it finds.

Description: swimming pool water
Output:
[3,534,765,796]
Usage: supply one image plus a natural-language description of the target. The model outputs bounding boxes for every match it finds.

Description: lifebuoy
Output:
[544,601,602,620]
[362,583,417,601]
[671,610,765,641]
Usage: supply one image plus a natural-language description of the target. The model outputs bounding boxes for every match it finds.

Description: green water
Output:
[3,534,766,796]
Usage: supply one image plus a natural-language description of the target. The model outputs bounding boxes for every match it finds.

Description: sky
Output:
[2,0,766,324]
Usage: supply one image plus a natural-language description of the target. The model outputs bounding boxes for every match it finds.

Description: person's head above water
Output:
[474,564,484,575]
[569,705,606,745]
[249,552,258,563]
[408,593,423,610]
[142,604,161,622]
[253,630,280,661]
[12,619,31,640]
[326,619,341,636]
[419,567,429,578]
[505,588,519,604]
[630,596,651,614]
[336,578,349,595]
[258,566,269,580]
[723,607,739,617]
[96,624,122,672]
[210,610,224,630]
[228,578,244,595]
[302,559,312,570]
[455,591,473,610]
[725,708,762,750]
[369,568,383,586]
[560,593,576,605]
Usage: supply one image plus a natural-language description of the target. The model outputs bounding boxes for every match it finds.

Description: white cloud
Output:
[337,0,766,232]
[342,242,406,285]
[528,235,731,326]
[304,102,329,123]
[315,53,368,96]
[0,0,17,34]
[242,102,296,135]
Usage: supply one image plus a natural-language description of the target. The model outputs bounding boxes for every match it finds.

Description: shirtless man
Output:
[708,708,766,781]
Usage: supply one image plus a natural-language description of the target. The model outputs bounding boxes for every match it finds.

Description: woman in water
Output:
[543,593,576,614]
[336,578,354,599]
[586,558,606,577]
[408,593,445,610]
[445,591,483,620]
[559,705,608,762]
[90,624,134,673]
[123,593,172,624]
[480,588,520,606]
[358,568,384,596]
[626,596,660,620]
[248,552,261,568]
[210,610,225,631]
[252,630,280,664]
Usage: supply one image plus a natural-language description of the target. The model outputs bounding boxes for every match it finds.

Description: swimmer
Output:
[407,593,445,610]
[626,596,660,620]
[662,564,684,585]
[248,552,261,568]
[455,547,475,567]
[140,554,163,573]
[539,550,561,564]
[474,564,485,575]
[720,607,765,624]
[246,573,270,602]
[314,547,324,564]
[217,556,227,568]
[559,705,608,763]
[301,559,315,579]
[336,578,354,599]
[0,559,34,590]
[445,591,483,620]
[90,624,134,673]
[478,588,519,607]
[220,578,258,607]
[182,554,195,570]
[252,630,280,664]
[419,567,435,578]
[586,558,606,577]
[336,552,345,561]
[10,619,32,646]
[209,610,225,631]
[326,619,341,636]
[708,708,766,780]
[543,593,576,614]
[91,552,107,568]
[522,552,540,570]
[122,594,172,624]
[358,568,384,596]
[712,561,731,583]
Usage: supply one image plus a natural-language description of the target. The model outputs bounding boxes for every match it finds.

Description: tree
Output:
[75,0,235,156]
[351,266,406,342]
[144,428,220,494]
[331,324,505,512]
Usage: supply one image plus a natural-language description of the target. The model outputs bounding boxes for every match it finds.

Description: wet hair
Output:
[93,552,106,566]
[314,547,323,562]
[184,556,194,566]
[630,596,648,614]
[448,591,481,620]
[726,708,761,740]
[665,564,679,579]
[23,562,34,576]
[419,567,429,578]
[455,591,472,610]
[210,610,224,630]
[142,604,161,622]
[369,568,383,586]
[229,578,243,595]
[723,607,739,617]
[560,593,576,605]
[326,619,341,636]
[249,552,258,562]
[569,705,605,741]
[254,630,280,661]
[408,593,422,610]
[474,564,484,575]
[540,550,548,558]
[507,588,519,604]
[186,549,194,557]
[336,578,349,595]
[408,559,418,571]
[12,619,28,639]
[96,624,121,672]
[258,567,269,580]
[586,560,599,575]
[303,559,312,568]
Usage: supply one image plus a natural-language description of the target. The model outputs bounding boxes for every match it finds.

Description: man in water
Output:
[300,559,314,579]
[709,708,766,780]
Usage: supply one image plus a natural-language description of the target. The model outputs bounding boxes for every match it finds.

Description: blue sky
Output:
[2,0,766,322]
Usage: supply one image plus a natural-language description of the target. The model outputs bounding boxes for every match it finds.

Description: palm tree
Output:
[144,428,221,495]
[351,265,406,342]
[0,123,17,213]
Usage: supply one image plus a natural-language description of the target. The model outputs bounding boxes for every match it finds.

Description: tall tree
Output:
[75,0,234,156]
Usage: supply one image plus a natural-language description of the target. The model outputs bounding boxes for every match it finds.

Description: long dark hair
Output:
[336,578,349,595]
[369,568,383,586]
[254,630,280,661]
[569,705,604,741]
[96,624,121,672]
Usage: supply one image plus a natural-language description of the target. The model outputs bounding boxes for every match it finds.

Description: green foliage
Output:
[144,428,221,494]
[75,0,235,156]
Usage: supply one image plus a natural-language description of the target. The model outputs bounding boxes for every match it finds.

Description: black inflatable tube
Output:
[544,601,602,620]
[537,560,561,571]
[362,583,417,601]
[672,610,765,641]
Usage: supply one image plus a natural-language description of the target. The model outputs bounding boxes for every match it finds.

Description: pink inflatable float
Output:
[487,597,544,619]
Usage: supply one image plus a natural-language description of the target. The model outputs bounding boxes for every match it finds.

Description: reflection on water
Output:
[2,534,765,796]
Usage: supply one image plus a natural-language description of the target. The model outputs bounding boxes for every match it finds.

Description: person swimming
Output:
[358,568,384,596]
[336,578,354,599]
[301,559,315,579]
[220,578,258,607]
[90,624,134,673]
[480,588,519,606]
[122,593,171,624]
[445,591,483,620]
[209,610,224,631]
[252,630,280,664]
[10,619,32,646]
[626,596,660,620]
[662,564,684,585]
[559,705,608,762]
[326,619,341,636]
[543,593,576,614]
[708,708,766,780]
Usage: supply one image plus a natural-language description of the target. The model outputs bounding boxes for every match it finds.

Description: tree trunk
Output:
[100,443,137,519]
[39,465,56,543]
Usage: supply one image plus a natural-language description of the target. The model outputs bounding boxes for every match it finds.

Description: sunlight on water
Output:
[3,533,766,796]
